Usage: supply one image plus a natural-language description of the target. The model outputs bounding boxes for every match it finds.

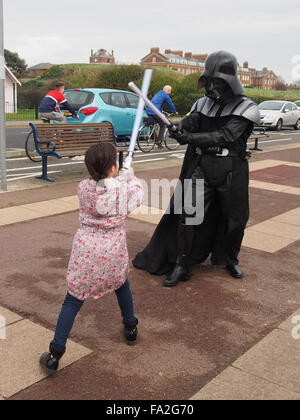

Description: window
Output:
[126,93,139,109]
[283,103,293,112]
[110,92,127,108]
[64,91,94,111]
[100,92,111,105]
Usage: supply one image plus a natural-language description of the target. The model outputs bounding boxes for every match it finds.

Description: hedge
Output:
[18,64,300,115]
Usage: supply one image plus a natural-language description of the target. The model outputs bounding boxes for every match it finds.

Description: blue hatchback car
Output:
[62,88,147,137]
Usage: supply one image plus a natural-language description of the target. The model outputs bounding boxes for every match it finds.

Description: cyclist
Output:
[146,86,178,146]
[39,82,79,123]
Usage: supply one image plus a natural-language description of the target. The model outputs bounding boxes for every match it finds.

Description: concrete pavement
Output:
[0,144,300,400]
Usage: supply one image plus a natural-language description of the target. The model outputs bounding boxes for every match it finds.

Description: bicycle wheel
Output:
[25,131,42,163]
[137,124,156,153]
[164,129,180,151]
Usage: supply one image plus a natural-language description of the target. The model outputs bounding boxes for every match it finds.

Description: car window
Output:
[258,101,284,111]
[64,91,94,110]
[100,93,111,105]
[291,104,297,111]
[283,103,293,112]
[126,93,139,109]
[111,92,127,108]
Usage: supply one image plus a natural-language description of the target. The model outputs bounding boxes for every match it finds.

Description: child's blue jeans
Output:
[51,279,136,353]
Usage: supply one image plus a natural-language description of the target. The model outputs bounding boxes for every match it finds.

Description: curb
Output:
[6,148,27,159]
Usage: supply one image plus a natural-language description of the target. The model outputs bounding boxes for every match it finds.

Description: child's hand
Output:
[120,167,134,176]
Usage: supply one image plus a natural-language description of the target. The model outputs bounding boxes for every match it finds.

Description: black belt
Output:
[195,147,241,157]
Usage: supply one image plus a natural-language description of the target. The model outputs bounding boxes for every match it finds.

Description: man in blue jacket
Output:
[146,85,178,146]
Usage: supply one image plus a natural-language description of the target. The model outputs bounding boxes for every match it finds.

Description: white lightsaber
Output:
[128,82,178,131]
[123,70,153,169]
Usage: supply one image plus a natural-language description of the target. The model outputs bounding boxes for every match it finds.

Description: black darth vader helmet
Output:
[198,51,244,99]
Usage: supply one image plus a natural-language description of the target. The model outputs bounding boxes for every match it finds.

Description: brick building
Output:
[140,48,206,75]
[249,66,278,90]
[141,48,277,90]
[90,49,115,64]
[27,63,55,77]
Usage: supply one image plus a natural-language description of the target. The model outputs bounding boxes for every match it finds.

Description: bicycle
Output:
[25,112,75,163]
[137,112,180,153]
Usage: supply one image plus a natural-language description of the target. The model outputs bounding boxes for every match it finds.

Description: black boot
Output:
[164,255,191,287]
[39,344,65,376]
[124,319,138,346]
[226,264,244,279]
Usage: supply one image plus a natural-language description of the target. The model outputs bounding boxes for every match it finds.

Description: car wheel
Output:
[275,119,283,131]
[294,119,300,130]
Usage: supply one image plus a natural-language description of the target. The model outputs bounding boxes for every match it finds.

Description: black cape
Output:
[132,143,223,275]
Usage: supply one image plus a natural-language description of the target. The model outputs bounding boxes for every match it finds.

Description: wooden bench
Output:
[29,122,128,182]
[249,127,269,152]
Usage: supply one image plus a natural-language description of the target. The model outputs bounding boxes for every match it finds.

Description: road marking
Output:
[6,161,86,172]
[7,171,62,182]
[248,138,293,145]
[133,158,165,164]
[171,154,185,159]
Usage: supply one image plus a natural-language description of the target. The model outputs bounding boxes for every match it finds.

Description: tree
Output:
[4,49,27,76]
[274,76,288,91]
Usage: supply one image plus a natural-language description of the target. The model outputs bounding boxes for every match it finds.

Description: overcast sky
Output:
[3,0,300,83]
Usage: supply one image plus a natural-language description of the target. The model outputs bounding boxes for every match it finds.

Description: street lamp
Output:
[0,0,7,192]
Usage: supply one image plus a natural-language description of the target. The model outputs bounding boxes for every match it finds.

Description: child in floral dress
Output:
[40,143,144,376]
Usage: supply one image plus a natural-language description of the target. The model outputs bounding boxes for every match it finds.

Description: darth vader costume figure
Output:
[133,51,260,287]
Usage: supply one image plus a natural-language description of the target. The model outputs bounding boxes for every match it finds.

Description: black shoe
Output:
[157,143,163,149]
[226,264,244,279]
[164,256,191,288]
[39,344,65,376]
[124,319,138,346]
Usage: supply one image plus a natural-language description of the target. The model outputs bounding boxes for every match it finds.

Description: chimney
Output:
[192,54,208,61]
[165,49,171,54]
[172,50,183,57]
[185,52,192,59]
[111,50,114,57]
[91,49,94,56]
[263,67,268,72]
[151,47,160,54]
[243,61,248,69]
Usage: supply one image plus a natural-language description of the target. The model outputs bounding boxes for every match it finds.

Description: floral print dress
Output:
[67,174,144,301]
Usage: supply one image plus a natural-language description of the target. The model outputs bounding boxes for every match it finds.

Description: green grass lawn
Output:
[245,87,300,102]
[5,109,36,121]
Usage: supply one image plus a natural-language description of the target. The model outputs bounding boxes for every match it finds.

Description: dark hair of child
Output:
[85,143,117,182]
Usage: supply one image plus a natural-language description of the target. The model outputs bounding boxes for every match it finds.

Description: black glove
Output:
[168,128,191,145]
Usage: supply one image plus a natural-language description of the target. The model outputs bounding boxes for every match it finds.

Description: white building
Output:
[5,65,21,113]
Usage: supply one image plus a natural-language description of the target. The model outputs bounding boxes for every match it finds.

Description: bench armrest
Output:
[29,123,61,158]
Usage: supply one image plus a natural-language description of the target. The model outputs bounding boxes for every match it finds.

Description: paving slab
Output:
[233,329,300,395]
[0,319,92,398]
[250,179,300,195]
[129,205,165,225]
[247,220,300,241]
[190,366,300,400]
[0,306,23,326]
[242,230,295,253]
[272,207,300,226]
[0,206,42,226]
